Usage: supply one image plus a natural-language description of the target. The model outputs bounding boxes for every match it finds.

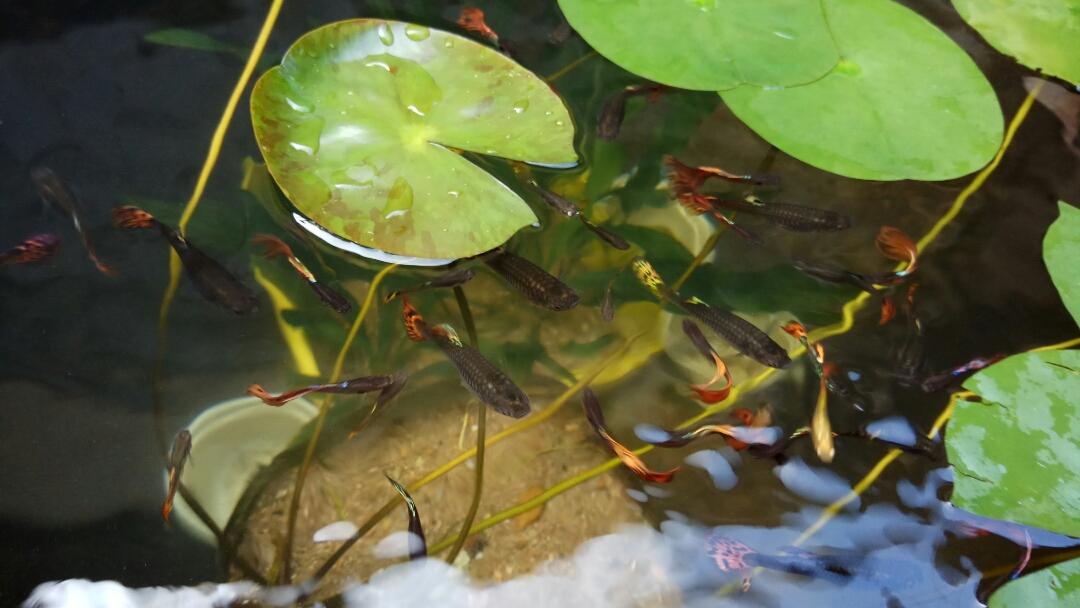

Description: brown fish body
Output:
[792,260,878,294]
[430,327,531,418]
[680,299,790,369]
[384,268,476,302]
[0,234,59,265]
[161,228,259,315]
[534,186,580,217]
[162,429,192,522]
[484,251,579,311]
[712,197,851,232]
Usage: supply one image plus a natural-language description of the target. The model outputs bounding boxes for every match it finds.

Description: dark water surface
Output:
[2,0,1078,606]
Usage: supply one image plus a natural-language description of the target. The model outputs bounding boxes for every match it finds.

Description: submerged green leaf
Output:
[1043,201,1080,326]
[947,350,1080,537]
[989,557,1080,607]
[144,28,247,59]
[953,0,1080,84]
[557,0,840,91]
[251,19,577,261]
[721,0,1003,181]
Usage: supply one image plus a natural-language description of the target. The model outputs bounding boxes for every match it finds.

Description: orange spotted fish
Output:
[252,234,350,313]
[113,205,258,315]
[31,167,117,276]
[582,387,678,483]
[162,429,192,523]
[0,234,59,265]
[402,297,530,418]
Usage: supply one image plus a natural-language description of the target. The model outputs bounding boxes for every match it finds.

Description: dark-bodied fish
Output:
[792,259,878,294]
[664,154,778,190]
[681,298,791,369]
[0,233,59,266]
[383,268,476,303]
[252,234,350,313]
[457,7,512,54]
[247,374,397,407]
[113,205,258,315]
[632,258,788,368]
[532,186,630,250]
[162,429,192,523]
[483,250,579,311]
[597,84,663,140]
[386,475,426,560]
[31,167,117,276]
[600,278,616,323]
[709,195,851,232]
[582,387,678,483]
[921,355,1004,393]
[402,297,530,418]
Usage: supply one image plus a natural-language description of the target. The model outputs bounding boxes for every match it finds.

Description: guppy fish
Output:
[582,387,679,483]
[597,83,664,140]
[247,374,397,407]
[31,167,117,276]
[710,195,851,232]
[664,154,778,190]
[532,186,630,250]
[162,429,192,523]
[384,268,476,303]
[113,205,258,315]
[402,296,530,418]
[632,258,790,369]
[484,250,580,311]
[386,475,426,561]
[0,233,59,265]
[708,534,856,591]
[252,234,350,313]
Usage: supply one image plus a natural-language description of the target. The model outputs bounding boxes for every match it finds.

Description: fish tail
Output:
[675,192,714,215]
[112,205,157,230]
[246,383,298,407]
[309,282,351,313]
[876,226,918,277]
[251,234,294,260]
[401,296,428,342]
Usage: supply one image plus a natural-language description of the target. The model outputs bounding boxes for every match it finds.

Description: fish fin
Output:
[112,205,157,229]
[434,324,463,346]
[251,234,294,260]
[400,296,428,342]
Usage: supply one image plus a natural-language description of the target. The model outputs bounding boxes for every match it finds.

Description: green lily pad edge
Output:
[945,201,1080,539]
[989,556,1080,607]
[251,19,577,262]
[721,0,1003,181]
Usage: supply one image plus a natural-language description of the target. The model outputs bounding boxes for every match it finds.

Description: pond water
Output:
[2,1,1078,607]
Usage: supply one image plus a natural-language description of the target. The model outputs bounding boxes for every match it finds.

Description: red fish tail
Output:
[112,205,157,230]
[664,155,707,194]
[401,296,428,342]
[879,297,897,325]
[675,192,714,215]
[457,7,498,41]
[251,234,294,260]
[876,226,918,274]
[245,383,299,407]
[781,321,807,340]
[6,234,60,264]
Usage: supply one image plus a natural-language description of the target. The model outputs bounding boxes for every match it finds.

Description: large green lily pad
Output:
[953,0,1080,85]
[557,0,840,91]
[251,19,577,261]
[989,557,1080,607]
[721,0,1003,181]
[947,349,1080,537]
[1044,201,1080,326]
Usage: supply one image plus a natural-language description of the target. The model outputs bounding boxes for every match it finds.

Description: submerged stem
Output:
[672,228,722,292]
[445,286,485,565]
[274,264,396,584]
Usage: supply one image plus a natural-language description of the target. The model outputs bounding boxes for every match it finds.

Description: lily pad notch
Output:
[251,19,578,262]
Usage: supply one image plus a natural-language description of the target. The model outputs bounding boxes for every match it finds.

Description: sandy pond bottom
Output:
[235,379,648,599]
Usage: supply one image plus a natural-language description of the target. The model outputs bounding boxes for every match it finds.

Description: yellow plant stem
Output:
[275,264,396,583]
[422,83,1046,556]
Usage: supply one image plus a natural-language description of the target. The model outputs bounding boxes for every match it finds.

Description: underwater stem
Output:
[672,228,723,292]
[275,264,396,584]
[546,50,597,82]
[445,286,486,564]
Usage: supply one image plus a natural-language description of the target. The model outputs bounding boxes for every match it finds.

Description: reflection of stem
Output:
[275,264,396,584]
[305,336,640,587]
[446,286,485,565]
[176,483,265,583]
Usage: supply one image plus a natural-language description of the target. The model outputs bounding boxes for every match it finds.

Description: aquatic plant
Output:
[562,0,1004,181]
[250,19,577,261]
